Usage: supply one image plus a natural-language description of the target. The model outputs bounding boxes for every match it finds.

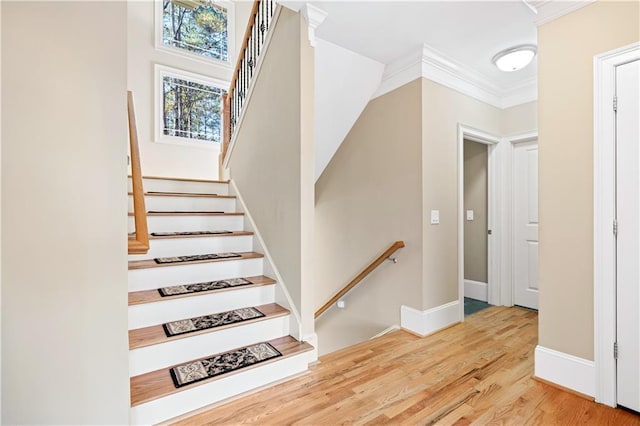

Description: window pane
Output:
[162,0,228,62]
[162,75,225,142]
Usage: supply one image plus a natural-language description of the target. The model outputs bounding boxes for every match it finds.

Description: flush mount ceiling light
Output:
[492,45,537,72]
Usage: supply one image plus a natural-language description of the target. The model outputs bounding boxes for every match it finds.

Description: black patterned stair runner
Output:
[158,277,253,297]
[162,307,265,337]
[154,252,241,264]
[151,230,233,237]
[169,342,282,388]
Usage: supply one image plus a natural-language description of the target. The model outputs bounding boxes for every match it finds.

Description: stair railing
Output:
[221,0,276,164]
[315,241,406,318]
[127,91,149,255]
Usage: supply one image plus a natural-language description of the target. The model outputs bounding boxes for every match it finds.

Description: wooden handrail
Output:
[229,0,261,96]
[127,91,149,255]
[315,241,405,319]
[222,0,276,167]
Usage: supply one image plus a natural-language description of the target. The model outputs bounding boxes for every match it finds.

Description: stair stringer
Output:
[228,179,317,362]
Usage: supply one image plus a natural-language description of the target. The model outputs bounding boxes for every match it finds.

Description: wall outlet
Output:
[466,210,474,221]
[337,300,346,309]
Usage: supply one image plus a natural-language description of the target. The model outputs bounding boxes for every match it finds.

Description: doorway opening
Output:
[457,125,500,321]
[463,139,491,316]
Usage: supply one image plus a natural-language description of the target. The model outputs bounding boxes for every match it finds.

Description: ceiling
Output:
[300,1,539,91]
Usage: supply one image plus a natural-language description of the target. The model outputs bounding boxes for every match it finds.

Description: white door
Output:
[615,59,640,412]
[513,141,539,309]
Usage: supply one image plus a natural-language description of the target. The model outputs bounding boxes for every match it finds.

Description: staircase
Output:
[127,176,314,424]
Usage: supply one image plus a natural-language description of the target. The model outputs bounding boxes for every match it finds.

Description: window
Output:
[156,66,226,145]
[159,0,232,64]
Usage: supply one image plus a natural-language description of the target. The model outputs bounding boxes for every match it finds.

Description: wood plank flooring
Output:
[172,306,640,426]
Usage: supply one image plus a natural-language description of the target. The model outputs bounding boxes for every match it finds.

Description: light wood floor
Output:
[172,306,640,425]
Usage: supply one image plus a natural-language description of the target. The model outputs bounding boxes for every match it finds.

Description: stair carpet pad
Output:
[158,277,253,297]
[162,307,265,337]
[154,252,241,264]
[170,342,282,388]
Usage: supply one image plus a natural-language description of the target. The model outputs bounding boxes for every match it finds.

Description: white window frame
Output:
[154,64,228,149]
[155,0,235,69]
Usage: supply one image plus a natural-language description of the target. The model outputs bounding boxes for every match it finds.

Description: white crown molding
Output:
[372,43,538,109]
[301,4,328,47]
[535,0,595,26]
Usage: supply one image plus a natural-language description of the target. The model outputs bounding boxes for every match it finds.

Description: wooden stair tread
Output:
[130,336,314,406]
[128,275,276,306]
[128,211,243,217]
[128,192,236,199]
[128,252,263,270]
[149,230,253,240]
[128,175,229,184]
[129,303,289,350]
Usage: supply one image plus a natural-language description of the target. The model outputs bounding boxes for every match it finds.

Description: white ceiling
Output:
[302,1,539,91]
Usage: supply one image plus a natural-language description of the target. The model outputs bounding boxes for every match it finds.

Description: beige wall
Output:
[2,2,129,423]
[315,79,423,355]
[421,78,501,309]
[127,0,252,180]
[502,101,538,135]
[464,140,488,283]
[538,0,640,360]
[229,9,315,339]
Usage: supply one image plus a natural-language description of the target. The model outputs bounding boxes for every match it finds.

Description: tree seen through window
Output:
[163,0,228,62]
[163,75,224,143]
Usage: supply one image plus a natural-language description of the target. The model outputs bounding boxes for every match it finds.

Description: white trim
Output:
[464,280,488,302]
[458,125,501,321]
[503,131,538,309]
[372,43,537,109]
[370,325,401,340]
[535,0,595,26]
[534,345,596,397]
[593,41,640,407]
[301,4,327,48]
[153,64,229,148]
[228,179,304,341]
[154,0,235,70]
[400,301,460,337]
[222,5,282,169]
[371,49,422,100]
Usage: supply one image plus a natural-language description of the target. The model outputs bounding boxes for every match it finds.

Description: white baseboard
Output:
[464,279,488,302]
[534,345,595,397]
[400,301,460,337]
[370,325,401,340]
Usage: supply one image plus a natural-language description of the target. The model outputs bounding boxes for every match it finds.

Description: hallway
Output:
[173,306,639,425]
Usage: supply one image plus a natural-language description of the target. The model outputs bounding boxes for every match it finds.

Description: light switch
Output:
[430,210,440,225]
[466,210,474,221]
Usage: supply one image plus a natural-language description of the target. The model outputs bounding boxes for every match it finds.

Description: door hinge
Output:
[613,220,618,237]
[614,341,619,360]
[613,96,618,112]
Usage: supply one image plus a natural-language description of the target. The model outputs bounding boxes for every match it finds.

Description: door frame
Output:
[504,131,538,308]
[457,124,501,320]
[594,41,640,407]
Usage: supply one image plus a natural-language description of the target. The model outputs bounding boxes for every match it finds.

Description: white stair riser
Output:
[128,215,244,233]
[130,353,310,425]
[128,258,263,291]
[128,178,229,195]
[129,285,276,329]
[129,195,236,213]
[129,316,290,376]
[127,235,253,261]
